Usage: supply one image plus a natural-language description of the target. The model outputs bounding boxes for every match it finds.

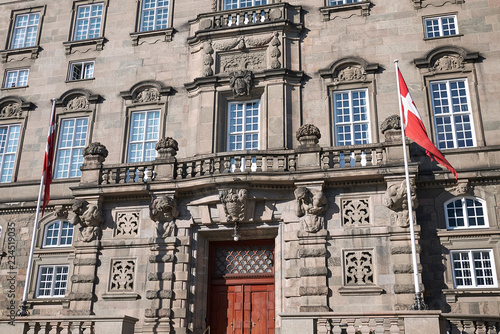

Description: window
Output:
[10,12,40,49]
[4,69,29,88]
[140,0,170,31]
[451,250,497,288]
[36,265,69,297]
[424,15,458,38]
[329,0,361,5]
[333,89,370,146]
[227,101,260,151]
[127,110,160,162]
[430,78,475,149]
[0,124,21,183]
[445,197,488,229]
[223,0,266,10]
[74,3,103,40]
[54,117,89,178]
[43,220,74,248]
[69,60,94,81]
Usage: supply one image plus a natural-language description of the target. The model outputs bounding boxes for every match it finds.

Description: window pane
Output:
[11,13,40,49]
[227,101,259,151]
[140,0,170,31]
[0,124,21,182]
[54,118,88,178]
[333,89,370,146]
[74,4,103,40]
[127,110,160,162]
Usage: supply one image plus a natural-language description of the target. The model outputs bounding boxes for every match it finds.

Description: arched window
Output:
[445,197,488,229]
[43,220,74,247]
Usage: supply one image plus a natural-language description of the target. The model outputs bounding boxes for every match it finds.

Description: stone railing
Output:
[100,162,156,184]
[321,144,385,169]
[10,315,138,334]
[189,3,301,33]
[442,314,500,334]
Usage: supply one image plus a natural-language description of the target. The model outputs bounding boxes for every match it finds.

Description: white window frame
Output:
[4,68,29,88]
[223,0,267,10]
[424,15,458,39]
[73,3,104,41]
[140,0,170,32]
[227,100,260,151]
[35,265,69,298]
[329,0,361,5]
[10,12,40,49]
[0,124,21,183]
[333,88,371,146]
[445,197,488,230]
[42,220,74,248]
[127,110,160,163]
[430,78,475,150]
[68,60,94,81]
[54,117,89,179]
[451,250,498,289]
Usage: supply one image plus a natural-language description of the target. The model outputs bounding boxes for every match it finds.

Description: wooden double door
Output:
[208,241,275,334]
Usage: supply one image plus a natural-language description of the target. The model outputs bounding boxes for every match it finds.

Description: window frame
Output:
[42,220,74,248]
[53,116,90,179]
[3,68,29,88]
[332,88,371,146]
[429,77,476,150]
[226,99,261,152]
[450,249,498,289]
[139,0,171,32]
[445,197,488,230]
[0,123,22,183]
[423,14,459,39]
[328,0,361,5]
[222,0,267,10]
[67,60,95,82]
[35,264,70,298]
[73,2,105,41]
[126,109,161,163]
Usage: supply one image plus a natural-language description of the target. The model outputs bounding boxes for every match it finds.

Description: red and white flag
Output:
[41,101,57,215]
[398,68,457,179]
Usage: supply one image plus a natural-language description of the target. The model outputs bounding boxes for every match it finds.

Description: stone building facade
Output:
[0,0,499,333]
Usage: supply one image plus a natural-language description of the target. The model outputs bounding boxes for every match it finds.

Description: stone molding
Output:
[413,46,479,71]
[0,95,33,119]
[320,1,371,21]
[120,80,172,105]
[319,56,379,83]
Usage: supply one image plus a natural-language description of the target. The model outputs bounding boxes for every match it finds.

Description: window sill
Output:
[424,33,463,41]
[63,38,105,55]
[1,85,28,91]
[130,28,174,46]
[102,292,141,301]
[443,288,500,303]
[0,46,40,63]
[65,78,95,84]
[338,285,384,295]
[320,1,371,21]
[28,298,70,308]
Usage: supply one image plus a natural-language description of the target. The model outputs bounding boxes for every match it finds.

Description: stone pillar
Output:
[380,115,407,165]
[154,137,178,181]
[295,124,321,170]
[79,142,108,185]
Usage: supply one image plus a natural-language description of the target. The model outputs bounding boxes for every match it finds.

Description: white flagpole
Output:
[18,98,57,316]
[394,60,426,310]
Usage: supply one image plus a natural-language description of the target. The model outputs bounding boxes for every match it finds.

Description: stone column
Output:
[79,142,108,185]
[295,124,321,170]
[154,137,178,181]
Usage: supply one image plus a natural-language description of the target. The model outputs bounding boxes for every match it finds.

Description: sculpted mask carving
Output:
[70,199,104,242]
[229,70,252,97]
[134,88,160,103]
[66,96,89,111]
[0,103,21,118]
[219,188,248,222]
[294,187,328,233]
[384,180,418,227]
[150,195,179,238]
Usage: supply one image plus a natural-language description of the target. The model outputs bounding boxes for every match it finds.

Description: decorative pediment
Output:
[413,46,479,72]
[120,80,172,105]
[56,88,101,112]
[319,57,379,84]
[0,96,32,119]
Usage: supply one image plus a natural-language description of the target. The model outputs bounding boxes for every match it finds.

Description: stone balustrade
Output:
[100,163,156,185]
[321,144,385,169]
[443,314,500,334]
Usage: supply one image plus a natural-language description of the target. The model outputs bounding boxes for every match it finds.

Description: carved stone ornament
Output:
[345,250,374,285]
[134,88,160,103]
[294,187,328,233]
[155,137,178,158]
[334,65,366,83]
[83,142,109,158]
[269,32,281,69]
[213,35,274,52]
[150,195,179,238]
[380,115,401,134]
[229,70,253,97]
[384,180,418,228]
[0,103,21,118]
[110,260,135,291]
[343,199,369,226]
[70,199,104,242]
[296,124,321,147]
[219,188,248,222]
[432,55,464,72]
[203,41,214,77]
[66,96,89,111]
[115,212,139,237]
[449,181,472,196]
[220,53,265,73]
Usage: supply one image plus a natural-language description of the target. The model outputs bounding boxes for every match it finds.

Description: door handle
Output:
[230,319,235,333]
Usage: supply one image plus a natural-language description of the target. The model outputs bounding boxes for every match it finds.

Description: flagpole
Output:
[17,98,57,316]
[394,60,426,310]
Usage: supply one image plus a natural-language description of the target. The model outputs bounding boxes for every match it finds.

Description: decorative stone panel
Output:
[344,250,374,285]
[342,198,370,226]
[110,260,135,291]
[115,212,139,237]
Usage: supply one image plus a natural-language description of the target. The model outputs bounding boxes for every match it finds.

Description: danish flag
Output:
[398,69,457,179]
[41,102,57,215]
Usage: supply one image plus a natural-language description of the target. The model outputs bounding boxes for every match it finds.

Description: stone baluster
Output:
[374,318,385,334]
[365,149,373,166]
[127,167,136,182]
[118,168,127,183]
[101,168,109,184]
[267,156,274,171]
[137,166,145,183]
[213,157,221,174]
[288,155,296,171]
[278,155,285,171]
